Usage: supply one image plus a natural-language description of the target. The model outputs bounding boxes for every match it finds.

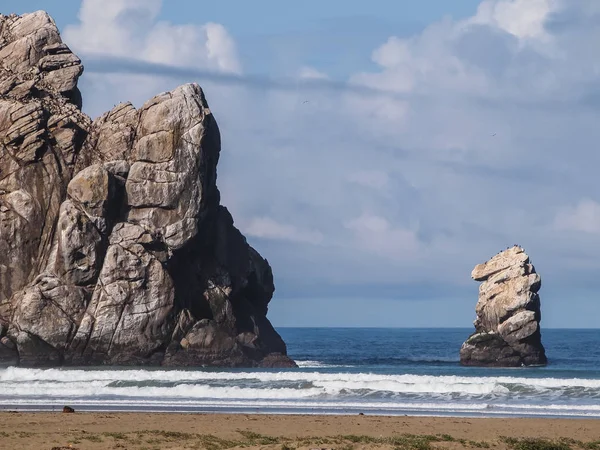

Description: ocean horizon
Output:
[1,327,599,418]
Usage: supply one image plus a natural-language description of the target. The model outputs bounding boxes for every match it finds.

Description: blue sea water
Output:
[0,327,599,417]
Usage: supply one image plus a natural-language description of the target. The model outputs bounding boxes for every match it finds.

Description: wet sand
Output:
[1,412,599,450]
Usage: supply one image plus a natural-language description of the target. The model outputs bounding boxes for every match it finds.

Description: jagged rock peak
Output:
[0,11,295,368]
[459,245,547,367]
[0,11,84,107]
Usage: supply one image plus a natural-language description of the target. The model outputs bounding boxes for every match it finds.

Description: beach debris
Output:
[62,406,75,413]
[460,246,546,367]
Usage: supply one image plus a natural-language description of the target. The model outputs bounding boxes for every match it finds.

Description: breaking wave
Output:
[1,366,600,417]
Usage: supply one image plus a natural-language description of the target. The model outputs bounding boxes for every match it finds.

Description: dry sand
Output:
[0,412,599,450]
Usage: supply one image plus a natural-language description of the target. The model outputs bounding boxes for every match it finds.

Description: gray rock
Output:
[0,11,90,322]
[460,246,547,367]
[0,333,18,366]
[0,11,294,368]
[76,103,138,170]
[8,274,89,363]
[68,223,175,365]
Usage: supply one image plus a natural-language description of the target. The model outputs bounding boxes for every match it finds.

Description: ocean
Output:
[1,328,599,418]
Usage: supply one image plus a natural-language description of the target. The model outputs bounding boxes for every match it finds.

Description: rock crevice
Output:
[0,11,295,368]
[460,246,547,367]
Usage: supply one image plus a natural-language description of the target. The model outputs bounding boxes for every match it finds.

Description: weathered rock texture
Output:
[0,11,295,368]
[460,246,547,367]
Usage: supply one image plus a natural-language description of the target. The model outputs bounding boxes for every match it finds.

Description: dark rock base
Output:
[459,331,547,367]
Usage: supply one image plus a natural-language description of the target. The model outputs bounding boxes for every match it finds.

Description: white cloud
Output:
[243,217,324,245]
[65,0,162,57]
[68,0,600,296]
[298,66,329,80]
[469,0,557,41]
[344,213,420,258]
[345,214,391,234]
[347,170,390,191]
[210,0,600,291]
[64,0,241,118]
[64,0,240,72]
[203,23,241,74]
[554,199,600,234]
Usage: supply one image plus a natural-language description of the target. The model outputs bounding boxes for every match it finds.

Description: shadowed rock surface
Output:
[459,246,547,367]
[0,11,295,368]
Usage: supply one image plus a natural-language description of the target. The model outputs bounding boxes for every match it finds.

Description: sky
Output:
[5,0,600,328]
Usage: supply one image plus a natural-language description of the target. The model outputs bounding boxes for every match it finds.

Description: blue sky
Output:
[6,0,600,328]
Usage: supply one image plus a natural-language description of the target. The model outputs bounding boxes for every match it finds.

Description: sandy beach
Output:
[1,412,599,450]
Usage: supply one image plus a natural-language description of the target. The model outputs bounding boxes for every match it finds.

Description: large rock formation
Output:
[0,11,295,368]
[460,246,547,367]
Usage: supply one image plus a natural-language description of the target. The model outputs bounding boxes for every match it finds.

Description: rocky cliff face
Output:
[0,11,295,368]
[459,246,547,367]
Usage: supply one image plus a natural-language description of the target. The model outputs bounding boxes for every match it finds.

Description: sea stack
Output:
[459,246,547,367]
[0,11,295,368]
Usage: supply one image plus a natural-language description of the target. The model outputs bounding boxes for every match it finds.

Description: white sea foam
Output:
[295,360,341,368]
[0,378,500,399]
[0,382,326,399]
[3,367,600,390]
[0,396,599,417]
[1,367,600,417]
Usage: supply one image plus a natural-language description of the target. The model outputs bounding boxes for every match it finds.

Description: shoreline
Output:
[2,406,600,420]
[2,412,600,450]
